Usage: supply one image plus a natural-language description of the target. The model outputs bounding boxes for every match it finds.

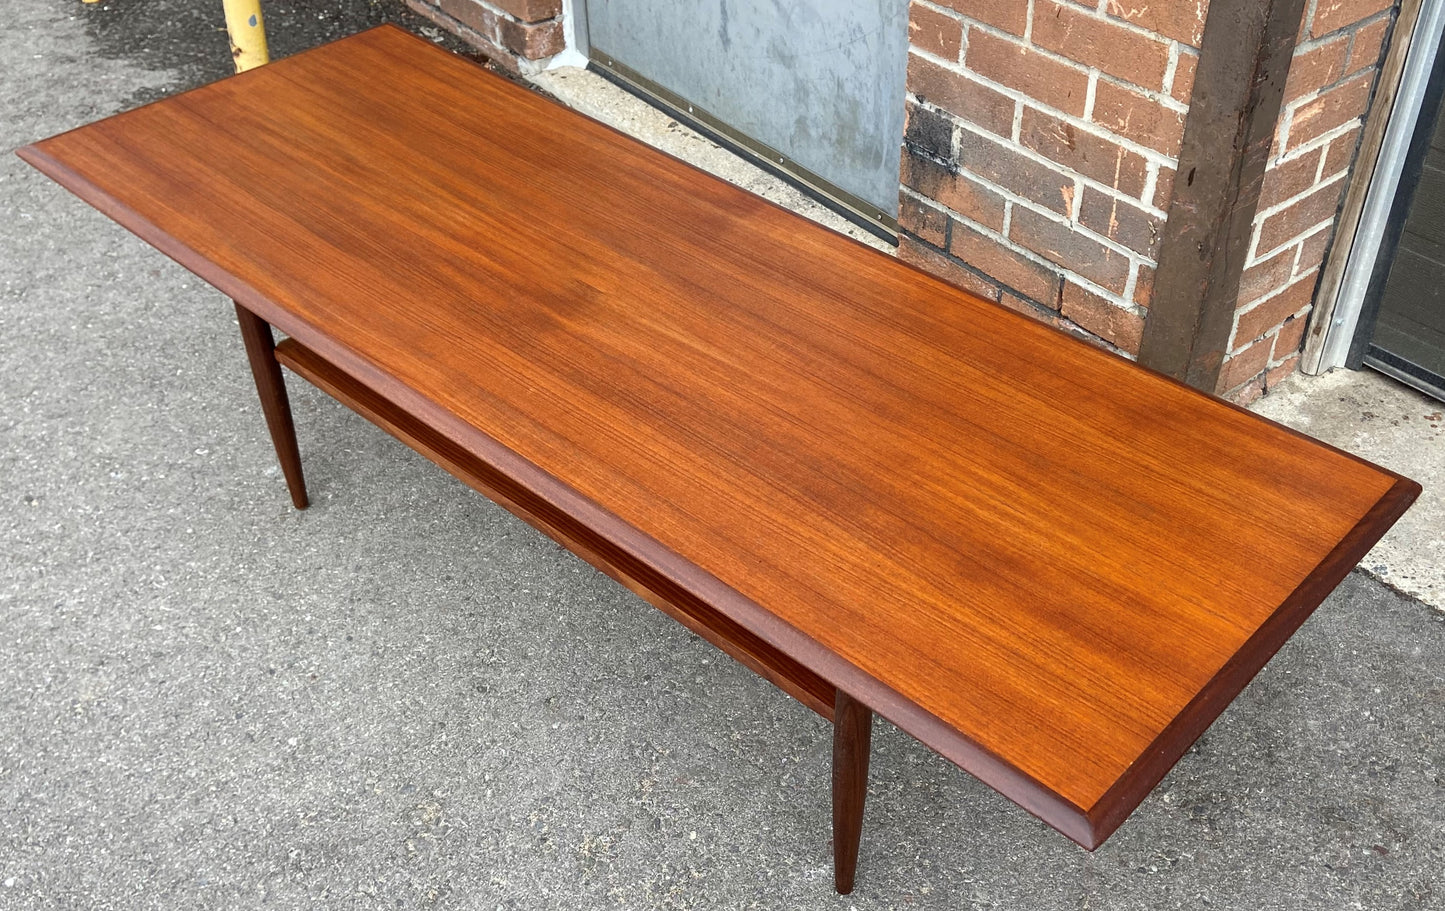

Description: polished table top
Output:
[19,25,1418,848]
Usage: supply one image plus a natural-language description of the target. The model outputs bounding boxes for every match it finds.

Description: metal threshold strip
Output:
[1365,345,1445,403]
[588,50,900,245]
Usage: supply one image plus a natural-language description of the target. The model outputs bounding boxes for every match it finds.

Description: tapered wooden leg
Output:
[832,688,872,895]
[234,301,308,509]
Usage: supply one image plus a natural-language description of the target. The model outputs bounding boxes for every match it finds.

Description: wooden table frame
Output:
[19,26,1419,895]
[236,299,879,890]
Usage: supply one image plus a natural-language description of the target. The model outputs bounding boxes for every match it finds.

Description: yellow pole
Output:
[222,0,270,72]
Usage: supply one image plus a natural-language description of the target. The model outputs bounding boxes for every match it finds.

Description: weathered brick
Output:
[1234,273,1317,346]
[1298,224,1335,271]
[1018,107,1150,198]
[1273,315,1310,360]
[950,218,1063,304]
[1322,125,1362,177]
[904,101,955,162]
[966,28,1090,117]
[1266,353,1302,388]
[1228,375,1268,405]
[1284,34,1349,103]
[941,0,1029,35]
[436,0,500,41]
[1153,165,1176,210]
[1313,0,1393,36]
[1347,16,1391,73]
[899,191,951,247]
[957,128,1076,217]
[1132,262,1155,308]
[909,2,964,61]
[1011,206,1131,294]
[1061,281,1144,353]
[1032,1,1171,91]
[497,14,563,58]
[489,0,561,22]
[1285,71,1373,150]
[1170,50,1198,104]
[1239,246,1295,306]
[1103,0,1205,46]
[1218,337,1273,392]
[1077,187,1163,257]
[1091,79,1186,156]
[908,54,1015,136]
[900,235,1002,301]
[1255,175,1346,254]
[1259,147,1325,209]
[902,150,1008,232]
[999,290,1058,324]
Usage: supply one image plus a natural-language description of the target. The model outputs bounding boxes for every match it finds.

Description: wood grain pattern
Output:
[17,25,1419,848]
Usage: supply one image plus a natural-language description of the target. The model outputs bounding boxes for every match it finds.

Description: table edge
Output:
[1083,472,1421,845]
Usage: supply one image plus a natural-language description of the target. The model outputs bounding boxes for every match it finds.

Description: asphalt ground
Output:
[2,2,1443,908]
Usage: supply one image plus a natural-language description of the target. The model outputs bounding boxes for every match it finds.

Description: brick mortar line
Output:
[1290,221,1334,275]
[908,46,1181,168]
[1282,62,1380,115]
[1291,235,1309,278]
[1140,162,1160,208]
[994,0,1205,48]
[914,0,964,23]
[909,91,1174,221]
[1249,215,1342,269]
[1092,68,1189,114]
[928,238,1138,355]
[1321,5,1396,42]
[1246,174,1349,264]
[1162,41,1181,99]
[958,18,1190,114]
[472,0,559,27]
[406,0,505,56]
[1230,300,1316,355]
[899,209,1077,314]
[947,152,1158,269]
[1276,105,1296,156]
[902,186,1147,315]
[1292,13,1378,55]
[1237,220,1334,312]
[1269,118,1360,169]
[1234,267,1321,328]
[951,117,1171,225]
[1251,167,1349,225]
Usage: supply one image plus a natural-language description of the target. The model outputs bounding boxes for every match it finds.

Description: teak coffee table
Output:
[19,25,1419,894]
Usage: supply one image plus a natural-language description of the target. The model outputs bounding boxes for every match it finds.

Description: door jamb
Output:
[1302,0,1445,373]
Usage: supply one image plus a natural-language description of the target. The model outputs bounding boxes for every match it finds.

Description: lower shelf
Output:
[273,337,837,719]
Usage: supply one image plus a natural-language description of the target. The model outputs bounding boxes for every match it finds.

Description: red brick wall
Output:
[1219,0,1397,402]
[900,0,1200,358]
[405,0,565,71]
[900,0,1399,401]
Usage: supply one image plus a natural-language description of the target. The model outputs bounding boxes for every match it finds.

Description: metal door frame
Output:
[1306,0,1445,372]
[1349,44,1445,399]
